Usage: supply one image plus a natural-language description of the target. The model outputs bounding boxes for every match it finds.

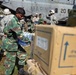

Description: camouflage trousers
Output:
[4,50,27,75]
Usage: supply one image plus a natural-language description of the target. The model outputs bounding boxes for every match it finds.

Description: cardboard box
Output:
[34,25,76,75]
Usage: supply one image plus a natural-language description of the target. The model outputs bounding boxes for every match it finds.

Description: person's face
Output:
[16,14,24,20]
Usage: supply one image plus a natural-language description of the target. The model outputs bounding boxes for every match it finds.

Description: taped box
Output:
[33,25,76,75]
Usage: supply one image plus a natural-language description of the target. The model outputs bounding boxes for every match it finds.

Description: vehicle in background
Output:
[1,0,76,23]
[0,0,3,4]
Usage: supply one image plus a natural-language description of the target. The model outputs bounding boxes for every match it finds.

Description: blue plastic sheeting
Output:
[23,32,33,41]
[18,39,30,46]
[18,32,33,46]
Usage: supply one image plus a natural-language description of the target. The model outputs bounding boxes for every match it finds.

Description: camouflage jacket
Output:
[3,15,23,51]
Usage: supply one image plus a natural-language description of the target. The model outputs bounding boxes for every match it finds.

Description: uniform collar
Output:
[14,15,19,22]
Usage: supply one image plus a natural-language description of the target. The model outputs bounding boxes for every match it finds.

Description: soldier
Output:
[1,8,14,27]
[32,13,39,25]
[0,8,14,41]
[38,13,44,24]
[2,7,28,75]
[46,10,57,25]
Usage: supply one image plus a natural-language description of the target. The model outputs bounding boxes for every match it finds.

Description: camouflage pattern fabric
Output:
[3,15,27,75]
[27,22,35,33]
[2,38,18,51]
[4,52,16,75]
[38,18,44,24]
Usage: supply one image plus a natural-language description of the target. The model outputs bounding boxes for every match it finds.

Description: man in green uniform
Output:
[2,7,28,75]
[38,13,44,24]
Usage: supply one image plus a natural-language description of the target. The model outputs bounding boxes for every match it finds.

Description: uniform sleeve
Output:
[3,21,12,36]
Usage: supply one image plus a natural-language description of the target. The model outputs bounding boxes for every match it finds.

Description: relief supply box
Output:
[33,25,76,75]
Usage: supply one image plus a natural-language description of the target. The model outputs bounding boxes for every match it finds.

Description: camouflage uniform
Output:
[2,15,27,75]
